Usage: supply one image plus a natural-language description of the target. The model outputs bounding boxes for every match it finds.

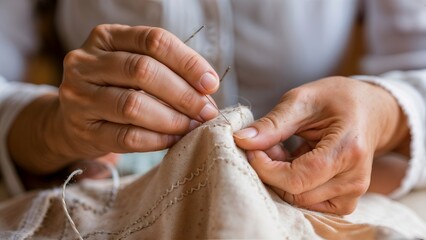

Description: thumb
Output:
[234,101,308,150]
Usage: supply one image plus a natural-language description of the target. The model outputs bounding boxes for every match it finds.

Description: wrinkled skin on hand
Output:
[234,77,409,215]
[9,24,220,175]
[58,24,220,159]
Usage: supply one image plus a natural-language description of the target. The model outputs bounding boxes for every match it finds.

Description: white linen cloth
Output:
[1,106,425,239]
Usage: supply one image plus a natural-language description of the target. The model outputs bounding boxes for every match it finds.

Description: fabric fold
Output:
[0,105,425,239]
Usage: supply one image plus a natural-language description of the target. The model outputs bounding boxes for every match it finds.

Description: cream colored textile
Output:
[0,106,425,239]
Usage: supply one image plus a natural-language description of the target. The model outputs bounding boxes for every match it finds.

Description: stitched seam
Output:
[121,142,231,232]
[81,148,282,239]
[14,191,58,240]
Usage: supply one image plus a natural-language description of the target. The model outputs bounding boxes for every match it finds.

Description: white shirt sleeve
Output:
[0,0,44,196]
[0,77,56,196]
[353,71,426,198]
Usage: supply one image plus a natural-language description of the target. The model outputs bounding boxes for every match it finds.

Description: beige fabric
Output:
[0,105,425,239]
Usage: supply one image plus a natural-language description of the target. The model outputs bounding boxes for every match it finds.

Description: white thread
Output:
[61,163,121,240]
[106,162,120,191]
[62,169,84,240]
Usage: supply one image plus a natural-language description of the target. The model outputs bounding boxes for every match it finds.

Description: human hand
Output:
[9,24,220,175]
[55,24,219,160]
[234,77,409,215]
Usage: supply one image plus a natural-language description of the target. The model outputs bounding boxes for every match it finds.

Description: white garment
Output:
[0,77,56,195]
[1,0,426,199]
[0,0,47,197]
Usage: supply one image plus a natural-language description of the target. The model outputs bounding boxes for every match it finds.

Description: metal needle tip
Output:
[220,66,231,82]
[184,25,205,44]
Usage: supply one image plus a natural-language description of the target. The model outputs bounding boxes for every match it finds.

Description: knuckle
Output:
[143,28,172,55]
[182,53,201,75]
[125,55,156,85]
[347,138,369,161]
[117,127,141,150]
[280,87,305,103]
[120,91,145,120]
[88,24,112,46]
[280,87,314,114]
[351,180,369,196]
[62,50,95,90]
[91,24,109,37]
[63,50,85,76]
[179,89,198,110]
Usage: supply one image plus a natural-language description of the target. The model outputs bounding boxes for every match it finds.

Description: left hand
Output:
[234,77,408,215]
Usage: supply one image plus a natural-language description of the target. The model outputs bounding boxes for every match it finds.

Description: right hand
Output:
[234,77,409,214]
[56,24,220,159]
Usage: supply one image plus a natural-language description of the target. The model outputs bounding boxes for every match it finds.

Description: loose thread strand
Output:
[62,169,84,240]
[106,163,120,190]
[61,164,121,240]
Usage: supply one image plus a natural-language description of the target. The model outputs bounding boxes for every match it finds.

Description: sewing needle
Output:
[206,66,231,124]
[184,26,232,125]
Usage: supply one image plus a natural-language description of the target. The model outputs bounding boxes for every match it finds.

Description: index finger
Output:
[84,24,220,95]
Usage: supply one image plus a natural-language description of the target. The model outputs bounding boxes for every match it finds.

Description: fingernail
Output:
[200,72,218,92]
[247,151,255,162]
[234,127,258,139]
[199,103,218,121]
[188,120,201,131]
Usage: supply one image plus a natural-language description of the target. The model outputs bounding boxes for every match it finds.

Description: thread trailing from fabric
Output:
[108,162,120,191]
[61,163,121,240]
[62,169,83,240]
